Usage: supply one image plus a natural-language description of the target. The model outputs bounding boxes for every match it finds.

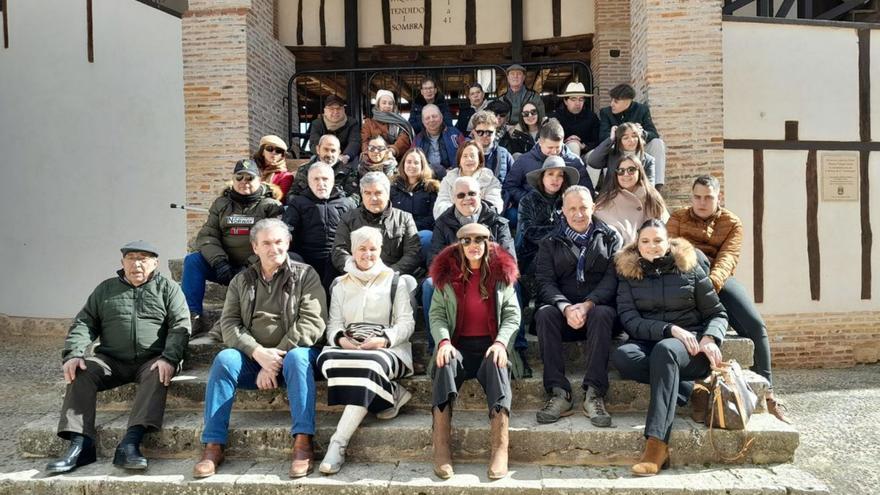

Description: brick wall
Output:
[182,0,295,239]
[628,0,724,208]
[591,0,631,112]
[766,311,880,368]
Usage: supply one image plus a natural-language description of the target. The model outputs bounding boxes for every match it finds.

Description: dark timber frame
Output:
[2,0,8,49]
[723,22,876,301]
[86,0,93,63]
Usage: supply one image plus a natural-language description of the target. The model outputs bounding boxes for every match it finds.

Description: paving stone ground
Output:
[0,334,876,493]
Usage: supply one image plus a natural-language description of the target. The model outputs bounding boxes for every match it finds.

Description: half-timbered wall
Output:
[723,20,880,367]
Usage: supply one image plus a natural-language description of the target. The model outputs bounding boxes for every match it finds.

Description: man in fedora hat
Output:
[47,241,190,474]
[500,64,544,127]
[551,81,600,161]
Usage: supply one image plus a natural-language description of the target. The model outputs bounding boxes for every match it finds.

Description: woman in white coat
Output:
[316,226,416,475]
[432,141,504,218]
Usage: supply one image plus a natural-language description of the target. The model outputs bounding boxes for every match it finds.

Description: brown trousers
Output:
[57,353,170,441]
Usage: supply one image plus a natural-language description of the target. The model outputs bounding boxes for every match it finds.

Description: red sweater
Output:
[453,273,497,341]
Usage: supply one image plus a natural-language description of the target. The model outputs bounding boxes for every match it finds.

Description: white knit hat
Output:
[375,89,395,105]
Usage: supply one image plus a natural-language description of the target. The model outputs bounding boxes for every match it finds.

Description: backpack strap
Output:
[389,271,400,324]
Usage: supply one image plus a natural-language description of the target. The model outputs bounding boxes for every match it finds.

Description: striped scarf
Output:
[564,222,596,283]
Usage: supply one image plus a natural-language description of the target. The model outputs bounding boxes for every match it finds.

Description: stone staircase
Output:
[8,263,830,494]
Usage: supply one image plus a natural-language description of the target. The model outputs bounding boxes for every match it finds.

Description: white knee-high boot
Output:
[319,405,368,475]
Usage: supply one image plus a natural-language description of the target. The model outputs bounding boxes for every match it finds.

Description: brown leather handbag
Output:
[694,360,759,461]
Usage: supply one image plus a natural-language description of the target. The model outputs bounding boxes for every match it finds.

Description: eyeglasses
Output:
[455,191,478,199]
[459,236,488,246]
[367,146,388,153]
[234,174,255,182]
[616,166,638,176]
[473,129,495,137]
[264,146,285,154]
[522,110,538,117]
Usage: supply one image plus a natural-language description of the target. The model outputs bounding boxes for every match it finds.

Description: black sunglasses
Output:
[455,191,478,199]
[264,146,285,154]
[616,166,638,176]
[234,174,255,182]
[473,129,494,137]
[522,110,538,117]
[459,236,488,246]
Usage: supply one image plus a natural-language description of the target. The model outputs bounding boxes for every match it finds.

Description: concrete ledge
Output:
[86,367,768,414]
[0,314,70,338]
[0,458,829,494]
[18,410,797,467]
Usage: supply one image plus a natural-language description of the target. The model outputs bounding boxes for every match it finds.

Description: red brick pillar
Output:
[591,0,632,112]
[182,0,295,238]
[629,0,724,204]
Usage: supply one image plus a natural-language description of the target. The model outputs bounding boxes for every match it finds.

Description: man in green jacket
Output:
[47,241,191,474]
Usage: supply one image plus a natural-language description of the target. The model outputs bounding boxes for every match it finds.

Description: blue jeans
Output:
[503,206,518,231]
[201,347,319,444]
[181,252,218,315]
[422,277,528,355]
[418,230,433,263]
[719,277,772,386]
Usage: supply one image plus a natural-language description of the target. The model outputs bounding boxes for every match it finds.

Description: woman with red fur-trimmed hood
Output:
[426,223,521,481]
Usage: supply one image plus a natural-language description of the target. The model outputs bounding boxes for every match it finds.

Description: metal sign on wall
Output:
[819,151,860,201]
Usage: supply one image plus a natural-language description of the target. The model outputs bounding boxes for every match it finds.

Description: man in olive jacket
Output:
[47,241,190,474]
[193,218,327,480]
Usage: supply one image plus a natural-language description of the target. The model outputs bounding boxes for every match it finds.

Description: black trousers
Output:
[719,277,772,386]
[57,353,170,441]
[535,304,615,396]
[612,339,711,442]
[432,336,512,415]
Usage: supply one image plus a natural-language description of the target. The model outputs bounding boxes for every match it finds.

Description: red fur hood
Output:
[429,243,519,289]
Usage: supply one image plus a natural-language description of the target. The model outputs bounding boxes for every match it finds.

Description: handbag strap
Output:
[707,385,755,462]
[388,272,400,324]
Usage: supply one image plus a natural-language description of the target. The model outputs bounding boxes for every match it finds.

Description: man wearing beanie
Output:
[46,241,190,474]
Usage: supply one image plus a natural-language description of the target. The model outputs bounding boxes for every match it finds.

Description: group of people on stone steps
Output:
[44,68,789,481]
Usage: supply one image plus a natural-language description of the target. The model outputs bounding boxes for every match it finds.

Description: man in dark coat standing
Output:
[533,186,620,427]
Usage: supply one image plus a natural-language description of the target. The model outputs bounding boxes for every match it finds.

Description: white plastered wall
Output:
[0,0,185,318]
[723,22,880,314]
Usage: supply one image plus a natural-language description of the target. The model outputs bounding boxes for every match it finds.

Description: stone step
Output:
[185,331,756,371]
[18,410,798,467]
[0,458,829,494]
[88,366,768,414]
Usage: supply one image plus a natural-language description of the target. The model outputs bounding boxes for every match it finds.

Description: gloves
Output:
[213,261,235,285]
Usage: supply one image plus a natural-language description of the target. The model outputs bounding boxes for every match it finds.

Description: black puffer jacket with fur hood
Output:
[614,238,727,344]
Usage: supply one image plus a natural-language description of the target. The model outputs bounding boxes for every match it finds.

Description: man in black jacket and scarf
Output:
[533,186,620,427]
[283,163,356,292]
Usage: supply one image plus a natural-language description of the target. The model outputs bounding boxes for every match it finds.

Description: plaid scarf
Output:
[564,222,596,282]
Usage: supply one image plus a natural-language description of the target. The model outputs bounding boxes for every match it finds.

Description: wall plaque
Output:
[819,151,859,202]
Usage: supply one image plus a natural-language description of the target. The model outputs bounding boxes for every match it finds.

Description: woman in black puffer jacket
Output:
[611,219,727,477]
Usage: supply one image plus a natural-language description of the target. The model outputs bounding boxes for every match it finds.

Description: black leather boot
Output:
[112,442,148,470]
[46,437,97,474]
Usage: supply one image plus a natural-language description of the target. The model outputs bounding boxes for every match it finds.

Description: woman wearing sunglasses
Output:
[504,101,547,156]
[343,135,398,203]
[181,159,283,334]
[587,121,656,192]
[252,135,292,198]
[593,154,668,245]
[432,141,504,219]
[428,223,521,480]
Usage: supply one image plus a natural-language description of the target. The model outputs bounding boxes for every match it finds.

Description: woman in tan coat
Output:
[361,89,413,158]
[594,154,668,245]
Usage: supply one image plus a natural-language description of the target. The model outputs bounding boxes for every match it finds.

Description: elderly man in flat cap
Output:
[46,241,190,474]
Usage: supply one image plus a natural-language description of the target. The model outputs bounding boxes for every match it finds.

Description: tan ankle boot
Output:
[487,409,509,479]
[289,434,314,478]
[192,443,224,478]
[432,406,454,479]
[631,437,670,476]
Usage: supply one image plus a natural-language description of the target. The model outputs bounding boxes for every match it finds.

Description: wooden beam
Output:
[510,0,522,62]
[86,0,93,63]
[465,0,476,46]
[725,139,880,151]
[319,0,326,46]
[381,0,391,45]
[784,120,799,141]
[296,0,303,45]
[423,0,432,46]
[552,0,561,37]
[816,0,867,20]
[723,0,755,15]
[859,28,872,299]
[2,0,8,49]
[775,0,796,17]
[797,0,813,18]
[806,149,820,301]
[753,149,765,303]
